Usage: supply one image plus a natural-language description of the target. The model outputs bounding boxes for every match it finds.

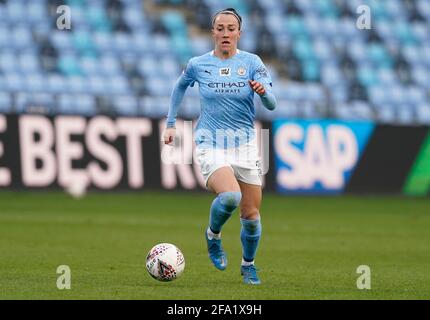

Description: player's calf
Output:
[206,191,241,270]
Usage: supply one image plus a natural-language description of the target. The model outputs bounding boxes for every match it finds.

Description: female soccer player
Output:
[163,8,276,285]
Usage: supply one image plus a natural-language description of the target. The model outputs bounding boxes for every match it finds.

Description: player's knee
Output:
[241,217,262,235]
[218,191,242,211]
[240,207,260,220]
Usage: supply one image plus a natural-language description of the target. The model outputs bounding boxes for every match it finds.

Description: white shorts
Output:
[196,140,262,187]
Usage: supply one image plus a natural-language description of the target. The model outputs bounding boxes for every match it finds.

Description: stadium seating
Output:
[0,0,428,124]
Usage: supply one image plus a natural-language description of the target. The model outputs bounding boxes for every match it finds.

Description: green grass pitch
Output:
[0,191,429,300]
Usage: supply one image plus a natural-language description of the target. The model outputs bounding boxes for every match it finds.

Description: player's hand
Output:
[163,127,176,145]
[249,80,266,96]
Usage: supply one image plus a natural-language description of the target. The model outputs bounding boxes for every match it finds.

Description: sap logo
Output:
[275,123,359,191]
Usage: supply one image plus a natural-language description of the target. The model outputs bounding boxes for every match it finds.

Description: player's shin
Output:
[208,191,242,238]
[240,217,262,265]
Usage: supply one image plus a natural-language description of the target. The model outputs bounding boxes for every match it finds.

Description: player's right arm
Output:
[164,60,196,145]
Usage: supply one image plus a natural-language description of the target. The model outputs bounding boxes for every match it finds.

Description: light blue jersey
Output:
[166,50,276,148]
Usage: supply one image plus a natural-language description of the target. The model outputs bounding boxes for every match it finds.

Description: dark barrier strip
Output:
[345,125,429,194]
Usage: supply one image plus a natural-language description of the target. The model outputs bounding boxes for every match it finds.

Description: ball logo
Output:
[237,67,247,76]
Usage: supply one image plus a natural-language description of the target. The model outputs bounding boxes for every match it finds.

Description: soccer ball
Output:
[146,243,185,281]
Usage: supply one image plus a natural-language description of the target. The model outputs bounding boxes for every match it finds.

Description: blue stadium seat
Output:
[80,56,100,76]
[13,27,33,50]
[266,14,285,36]
[0,0,427,123]
[113,33,133,53]
[348,40,367,63]
[27,2,47,23]
[416,104,430,124]
[5,73,26,92]
[160,56,180,77]
[422,44,430,66]
[0,51,18,73]
[20,53,41,74]
[0,92,12,113]
[417,0,430,21]
[293,37,315,60]
[313,37,333,61]
[368,43,393,68]
[377,104,397,123]
[397,105,415,124]
[140,96,170,118]
[358,65,379,87]
[335,101,373,121]
[138,55,158,77]
[58,55,83,76]
[88,76,108,95]
[387,85,407,106]
[0,25,11,49]
[181,97,201,118]
[162,11,187,36]
[6,1,27,23]
[74,94,96,115]
[305,84,325,102]
[73,30,97,55]
[394,21,418,46]
[191,37,212,56]
[26,74,46,93]
[330,85,348,103]
[302,59,320,82]
[378,69,397,85]
[369,85,388,106]
[322,63,343,86]
[107,76,131,95]
[411,23,428,43]
[147,78,171,96]
[285,16,307,37]
[93,32,112,52]
[51,30,73,51]
[301,101,320,119]
[58,94,96,115]
[153,35,171,55]
[86,5,112,32]
[260,0,283,10]
[99,55,122,76]
[113,95,139,116]
[407,86,426,105]
[67,76,87,94]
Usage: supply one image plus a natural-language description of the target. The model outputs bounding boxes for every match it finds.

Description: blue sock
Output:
[209,191,242,234]
[241,218,262,263]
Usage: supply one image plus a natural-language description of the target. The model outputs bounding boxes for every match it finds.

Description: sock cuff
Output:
[240,218,262,234]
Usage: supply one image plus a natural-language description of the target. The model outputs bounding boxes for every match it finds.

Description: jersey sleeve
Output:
[181,59,196,87]
[252,55,277,111]
[165,59,197,128]
[252,55,273,87]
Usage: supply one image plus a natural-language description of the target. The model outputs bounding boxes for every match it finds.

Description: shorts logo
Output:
[219,68,231,76]
[237,67,247,76]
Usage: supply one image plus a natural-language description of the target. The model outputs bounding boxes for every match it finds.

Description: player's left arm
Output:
[250,56,277,111]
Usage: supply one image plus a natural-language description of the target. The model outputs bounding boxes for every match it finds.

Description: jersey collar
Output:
[211,49,240,58]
